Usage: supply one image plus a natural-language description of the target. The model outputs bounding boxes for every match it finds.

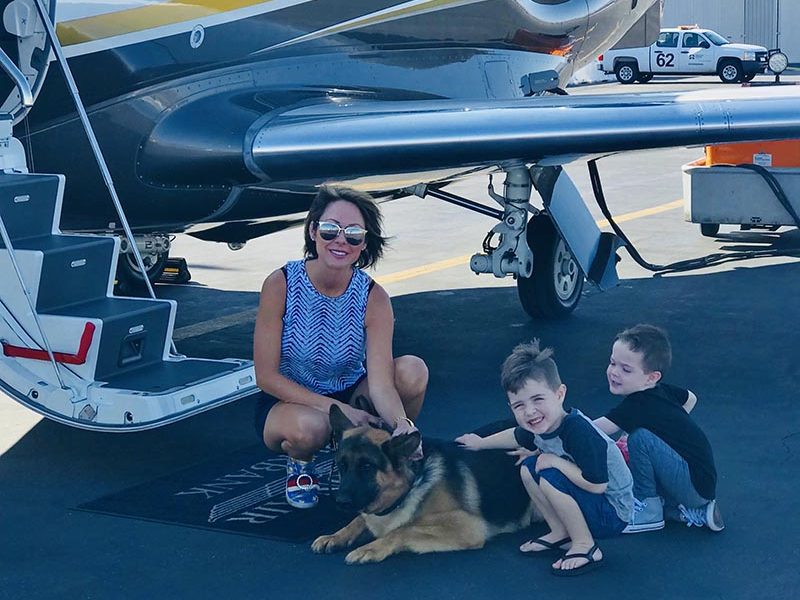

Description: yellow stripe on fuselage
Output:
[57,0,272,45]
[56,0,483,48]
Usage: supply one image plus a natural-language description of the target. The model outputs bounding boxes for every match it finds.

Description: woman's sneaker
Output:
[285,456,319,509]
[678,500,725,531]
[623,496,665,533]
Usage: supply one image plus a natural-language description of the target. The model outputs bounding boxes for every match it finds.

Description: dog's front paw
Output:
[311,533,345,554]
[345,543,390,564]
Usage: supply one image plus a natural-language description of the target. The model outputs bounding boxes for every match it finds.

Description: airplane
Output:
[1,0,800,431]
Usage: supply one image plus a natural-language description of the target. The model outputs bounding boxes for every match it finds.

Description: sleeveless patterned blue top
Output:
[279,260,371,395]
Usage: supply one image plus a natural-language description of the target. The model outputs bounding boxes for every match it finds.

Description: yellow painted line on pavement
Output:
[376,198,684,285]
[172,198,683,339]
[172,308,258,341]
[595,199,684,229]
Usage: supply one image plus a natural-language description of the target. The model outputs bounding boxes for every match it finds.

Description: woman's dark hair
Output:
[303,185,388,269]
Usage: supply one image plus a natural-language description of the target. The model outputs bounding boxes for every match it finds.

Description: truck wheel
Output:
[718,60,743,83]
[614,62,639,84]
[700,223,720,237]
[637,72,653,83]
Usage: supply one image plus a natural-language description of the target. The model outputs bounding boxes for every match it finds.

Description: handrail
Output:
[31,0,178,355]
[0,213,69,390]
[0,47,33,108]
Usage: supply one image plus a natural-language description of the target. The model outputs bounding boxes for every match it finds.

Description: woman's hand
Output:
[338,403,382,428]
[392,417,423,460]
[455,433,485,450]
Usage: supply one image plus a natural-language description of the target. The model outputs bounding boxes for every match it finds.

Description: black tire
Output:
[742,73,756,82]
[637,72,653,83]
[718,59,743,83]
[115,249,168,296]
[517,215,584,319]
[700,223,720,237]
[614,62,639,84]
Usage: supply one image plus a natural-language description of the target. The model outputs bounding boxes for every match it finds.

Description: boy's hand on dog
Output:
[455,433,484,450]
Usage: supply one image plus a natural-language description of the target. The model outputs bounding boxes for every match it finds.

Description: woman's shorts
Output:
[253,374,368,441]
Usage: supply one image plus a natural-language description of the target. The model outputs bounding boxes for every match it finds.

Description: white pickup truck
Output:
[598,27,773,84]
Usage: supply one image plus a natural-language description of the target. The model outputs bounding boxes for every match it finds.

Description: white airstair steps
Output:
[0,125,257,431]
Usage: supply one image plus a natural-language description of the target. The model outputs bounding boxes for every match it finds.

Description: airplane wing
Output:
[247,86,800,184]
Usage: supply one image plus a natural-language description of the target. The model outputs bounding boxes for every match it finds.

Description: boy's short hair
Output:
[501,339,562,394]
[615,324,672,374]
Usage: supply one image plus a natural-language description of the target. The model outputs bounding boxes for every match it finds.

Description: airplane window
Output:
[656,32,679,48]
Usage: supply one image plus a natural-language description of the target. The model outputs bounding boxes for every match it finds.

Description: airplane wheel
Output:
[517,215,584,319]
[115,249,168,296]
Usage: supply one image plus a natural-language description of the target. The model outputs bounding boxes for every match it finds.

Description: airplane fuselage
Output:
[12,0,656,239]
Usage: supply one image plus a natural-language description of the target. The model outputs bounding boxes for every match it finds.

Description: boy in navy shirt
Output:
[594,324,724,533]
[457,340,632,576]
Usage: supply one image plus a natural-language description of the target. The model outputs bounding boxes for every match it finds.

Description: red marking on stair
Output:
[2,322,96,365]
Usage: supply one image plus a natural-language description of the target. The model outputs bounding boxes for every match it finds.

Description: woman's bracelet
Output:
[394,416,415,429]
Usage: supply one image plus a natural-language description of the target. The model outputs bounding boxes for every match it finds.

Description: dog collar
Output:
[372,461,424,517]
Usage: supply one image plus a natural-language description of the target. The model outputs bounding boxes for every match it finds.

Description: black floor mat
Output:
[77,445,354,542]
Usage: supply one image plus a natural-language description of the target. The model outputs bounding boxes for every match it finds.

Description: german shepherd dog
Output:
[311,405,537,564]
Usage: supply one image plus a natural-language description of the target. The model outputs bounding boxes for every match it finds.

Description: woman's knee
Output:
[265,407,329,454]
[394,355,429,397]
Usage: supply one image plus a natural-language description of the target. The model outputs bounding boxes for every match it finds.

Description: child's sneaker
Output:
[678,500,725,531]
[623,496,665,533]
[285,456,319,509]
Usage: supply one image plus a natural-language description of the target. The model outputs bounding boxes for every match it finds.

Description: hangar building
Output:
[662,0,799,62]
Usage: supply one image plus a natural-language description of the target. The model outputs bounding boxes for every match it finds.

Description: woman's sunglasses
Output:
[315,220,368,246]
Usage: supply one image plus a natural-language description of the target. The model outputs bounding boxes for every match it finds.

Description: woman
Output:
[253,185,428,509]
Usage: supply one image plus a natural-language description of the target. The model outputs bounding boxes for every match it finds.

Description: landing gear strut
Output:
[408,165,588,319]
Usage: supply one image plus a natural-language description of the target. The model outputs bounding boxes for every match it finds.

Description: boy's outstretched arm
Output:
[593,416,621,437]
[535,454,608,494]
[683,390,697,413]
[455,427,517,450]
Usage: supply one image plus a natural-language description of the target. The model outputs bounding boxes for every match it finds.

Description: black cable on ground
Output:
[587,159,800,276]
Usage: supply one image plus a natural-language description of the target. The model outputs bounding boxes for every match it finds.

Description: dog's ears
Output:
[329,404,356,444]
[382,430,421,463]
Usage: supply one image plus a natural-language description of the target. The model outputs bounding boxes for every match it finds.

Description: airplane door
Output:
[679,33,714,72]
[650,31,679,73]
